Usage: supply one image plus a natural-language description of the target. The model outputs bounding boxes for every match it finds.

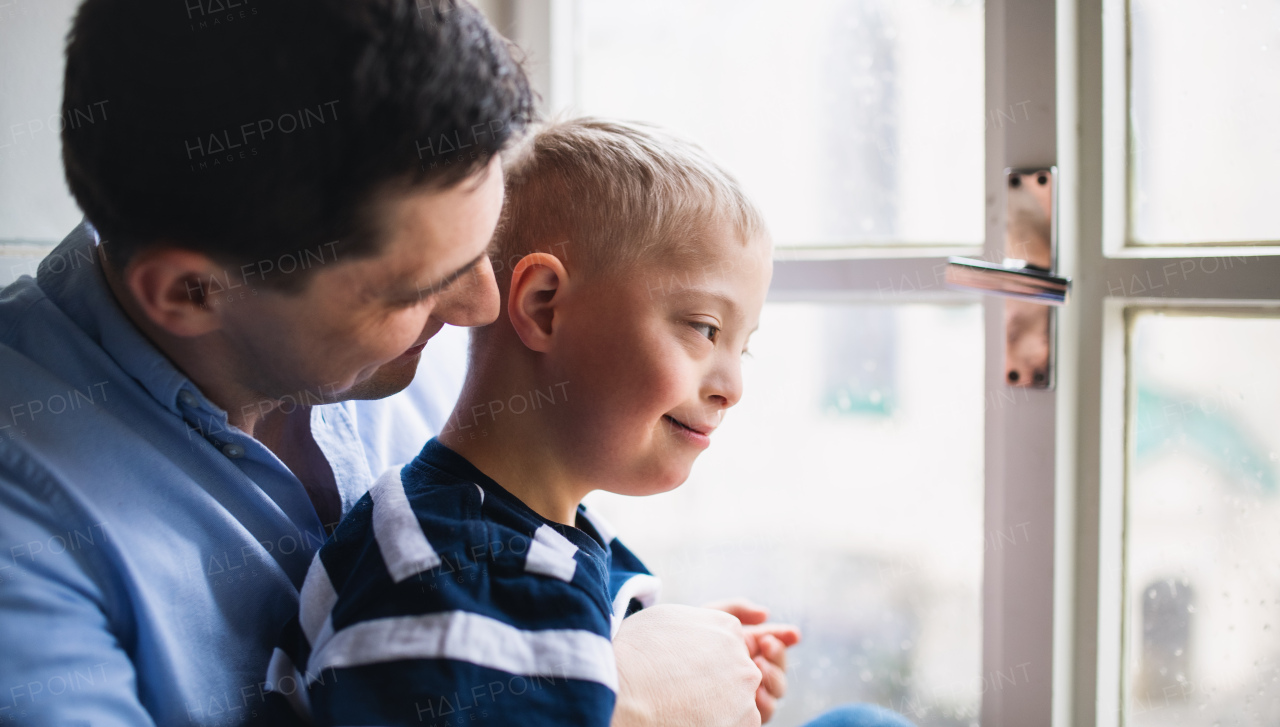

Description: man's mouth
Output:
[397,341,428,359]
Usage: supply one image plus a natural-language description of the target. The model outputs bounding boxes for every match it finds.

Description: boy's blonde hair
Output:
[489,117,768,285]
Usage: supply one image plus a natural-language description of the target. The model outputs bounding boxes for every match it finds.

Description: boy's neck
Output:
[438,361,586,526]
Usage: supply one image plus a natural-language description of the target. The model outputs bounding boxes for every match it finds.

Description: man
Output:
[0,0,770,724]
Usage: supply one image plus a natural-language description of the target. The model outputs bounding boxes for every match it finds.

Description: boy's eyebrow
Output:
[668,287,744,321]
[398,252,487,300]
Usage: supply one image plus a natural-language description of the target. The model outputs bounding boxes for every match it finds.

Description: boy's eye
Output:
[690,322,719,342]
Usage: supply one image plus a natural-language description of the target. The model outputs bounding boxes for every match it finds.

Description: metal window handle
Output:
[944,256,1071,306]
[945,167,1068,389]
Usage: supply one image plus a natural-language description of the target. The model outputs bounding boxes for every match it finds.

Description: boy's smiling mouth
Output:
[663,414,714,447]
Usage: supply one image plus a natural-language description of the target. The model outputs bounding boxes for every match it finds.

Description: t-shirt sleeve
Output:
[579,504,662,635]
[270,473,618,727]
[605,537,662,634]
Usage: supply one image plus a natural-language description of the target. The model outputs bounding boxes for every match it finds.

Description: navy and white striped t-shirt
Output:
[264,438,660,727]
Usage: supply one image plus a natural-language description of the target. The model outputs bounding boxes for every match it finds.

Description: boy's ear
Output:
[508,252,570,353]
[118,247,227,338]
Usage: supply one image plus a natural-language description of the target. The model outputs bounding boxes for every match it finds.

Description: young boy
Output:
[265,118,780,726]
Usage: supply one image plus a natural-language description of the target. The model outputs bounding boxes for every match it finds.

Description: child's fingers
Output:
[755,655,788,702]
[756,684,779,724]
[751,633,793,723]
[758,634,787,671]
[743,622,802,647]
[703,598,770,625]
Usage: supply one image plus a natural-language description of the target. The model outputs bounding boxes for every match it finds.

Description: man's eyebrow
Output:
[460,161,494,192]
[404,252,487,299]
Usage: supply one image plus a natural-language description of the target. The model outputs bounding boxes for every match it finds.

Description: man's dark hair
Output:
[61,0,533,288]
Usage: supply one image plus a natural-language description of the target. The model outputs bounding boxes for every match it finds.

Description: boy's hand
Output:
[705,600,802,724]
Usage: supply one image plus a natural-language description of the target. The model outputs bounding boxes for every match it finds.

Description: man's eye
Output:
[393,293,429,309]
[690,322,719,342]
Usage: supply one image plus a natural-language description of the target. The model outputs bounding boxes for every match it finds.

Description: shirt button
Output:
[222,443,246,459]
[178,390,199,408]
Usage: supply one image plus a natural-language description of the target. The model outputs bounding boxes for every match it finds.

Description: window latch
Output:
[945,167,1070,389]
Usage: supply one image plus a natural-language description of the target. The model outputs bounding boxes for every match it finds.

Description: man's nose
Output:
[431,255,501,328]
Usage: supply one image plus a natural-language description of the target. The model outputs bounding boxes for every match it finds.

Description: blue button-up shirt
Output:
[0,222,376,726]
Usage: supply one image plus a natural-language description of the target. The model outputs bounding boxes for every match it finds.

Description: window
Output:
[1127,0,1280,245]
[1124,313,1280,726]
[1089,2,1280,726]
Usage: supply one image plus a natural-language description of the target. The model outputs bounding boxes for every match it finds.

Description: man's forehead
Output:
[331,223,473,303]
[367,161,503,290]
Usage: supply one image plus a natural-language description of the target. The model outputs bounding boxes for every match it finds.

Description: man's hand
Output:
[612,604,763,727]
[705,600,802,724]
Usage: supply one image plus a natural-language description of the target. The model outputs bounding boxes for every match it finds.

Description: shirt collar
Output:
[415,438,609,553]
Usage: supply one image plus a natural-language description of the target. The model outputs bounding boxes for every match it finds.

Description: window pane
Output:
[585,303,985,727]
[576,0,984,249]
[1125,313,1280,726]
[1129,0,1280,244]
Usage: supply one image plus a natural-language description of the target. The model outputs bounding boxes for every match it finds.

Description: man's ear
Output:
[120,247,227,338]
[508,252,570,353]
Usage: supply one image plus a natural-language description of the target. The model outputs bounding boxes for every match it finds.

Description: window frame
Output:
[1100,0,1280,255]
[1075,2,1280,727]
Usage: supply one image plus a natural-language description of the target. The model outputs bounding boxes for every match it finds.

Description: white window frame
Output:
[1073,2,1280,727]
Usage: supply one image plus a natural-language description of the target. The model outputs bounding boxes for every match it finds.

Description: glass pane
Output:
[1125,313,1280,726]
[575,0,984,249]
[585,303,985,727]
[1129,0,1280,244]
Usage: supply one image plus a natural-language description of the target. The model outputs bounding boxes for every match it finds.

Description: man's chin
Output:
[340,352,423,401]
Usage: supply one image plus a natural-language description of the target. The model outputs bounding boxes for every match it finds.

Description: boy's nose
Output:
[431,255,500,328]
[704,359,744,410]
